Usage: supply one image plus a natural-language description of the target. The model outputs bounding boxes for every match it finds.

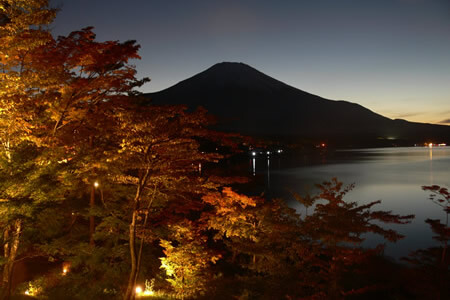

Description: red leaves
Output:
[425,219,450,243]
[308,179,414,246]
[297,179,415,297]
[422,184,450,215]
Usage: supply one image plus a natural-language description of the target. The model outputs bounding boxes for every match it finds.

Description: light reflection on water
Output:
[250,147,450,259]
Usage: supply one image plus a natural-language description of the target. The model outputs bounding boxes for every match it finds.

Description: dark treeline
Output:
[0,1,449,300]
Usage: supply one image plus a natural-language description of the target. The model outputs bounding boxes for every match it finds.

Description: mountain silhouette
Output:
[145,62,450,145]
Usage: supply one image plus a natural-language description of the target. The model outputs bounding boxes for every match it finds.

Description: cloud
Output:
[438,118,450,124]
[393,112,423,119]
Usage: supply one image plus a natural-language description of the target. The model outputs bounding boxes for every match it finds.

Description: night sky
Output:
[50,0,450,125]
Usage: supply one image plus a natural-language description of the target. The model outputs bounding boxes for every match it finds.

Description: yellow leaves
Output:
[210,255,220,264]
[159,228,222,298]
[202,188,263,243]
[227,214,247,223]
[159,257,174,277]
[0,53,9,64]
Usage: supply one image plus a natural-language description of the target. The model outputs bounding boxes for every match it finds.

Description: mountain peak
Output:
[183,61,294,94]
[146,62,450,143]
[212,61,248,66]
[202,61,272,80]
[208,61,255,70]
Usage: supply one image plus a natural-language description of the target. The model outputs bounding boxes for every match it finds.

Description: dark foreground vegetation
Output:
[0,1,449,299]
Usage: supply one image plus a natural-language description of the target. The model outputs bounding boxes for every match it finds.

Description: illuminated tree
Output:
[0,1,149,297]
[201,188,313,299]
[0,1,57,298]
[1,2,423,299]
[160,221,221,299]
[34,28,159,299]
[113,103,237,300]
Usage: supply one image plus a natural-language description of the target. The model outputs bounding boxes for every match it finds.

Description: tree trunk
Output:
[124,168,150,300]
[88,136,95,247]
[134,185,157,287]
[124,210,138,300]
[89,185,95,246]
[1,219,22,300]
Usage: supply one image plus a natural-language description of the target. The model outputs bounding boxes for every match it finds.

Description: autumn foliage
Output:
[0,1,448,300]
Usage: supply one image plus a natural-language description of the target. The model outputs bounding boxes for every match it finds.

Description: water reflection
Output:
[429,148,433,185]
[252,158,255,176]
[248,146,450,259]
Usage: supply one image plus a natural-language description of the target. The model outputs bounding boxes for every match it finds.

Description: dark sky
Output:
[50,0,450,124]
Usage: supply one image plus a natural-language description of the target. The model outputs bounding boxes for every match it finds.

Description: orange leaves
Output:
[201,188,261,243]
[203,187,257,209]
[0,3,59,150]
[0,1,56,35]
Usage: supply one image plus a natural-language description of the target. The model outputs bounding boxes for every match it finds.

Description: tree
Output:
[112,104,232,300]
[301,178,414,298]
[34,28,160,299]
[402,185,450,299]
[292,189,318,217]
[422,185,450,264]
[1,1,149,297]
[0,1,57,298]
[160,221,221,299]
[201,187,315,299]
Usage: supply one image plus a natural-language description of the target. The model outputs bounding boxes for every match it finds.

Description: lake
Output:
[248,146,450,259]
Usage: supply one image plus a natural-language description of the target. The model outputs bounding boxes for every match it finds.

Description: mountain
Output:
[145,62,450,145]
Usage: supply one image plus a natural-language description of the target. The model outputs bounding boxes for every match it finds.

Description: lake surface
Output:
[248,146,450,259]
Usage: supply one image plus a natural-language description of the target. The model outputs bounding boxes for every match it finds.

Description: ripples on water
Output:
[249,146,450,259]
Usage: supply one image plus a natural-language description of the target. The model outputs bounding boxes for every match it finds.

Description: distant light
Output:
[25,290,30,295]
[277,149,282,153]
[135,286,143,294]
[428,143,433,148]
[251,151,256,156]
[439,143,446,146]
[266,151,270,155]
[321,143,326,147]
[62,268,68,275]
[94,181,99,188]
